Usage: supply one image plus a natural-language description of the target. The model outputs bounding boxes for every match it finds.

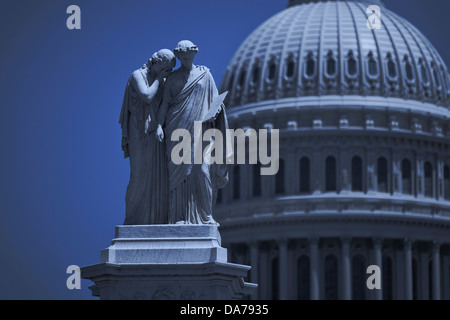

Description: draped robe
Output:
[163,66,231,224]
[119,68,169,225]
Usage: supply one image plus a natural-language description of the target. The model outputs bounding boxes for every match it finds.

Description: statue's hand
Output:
[144,117,151,135]
[156,125,164,142]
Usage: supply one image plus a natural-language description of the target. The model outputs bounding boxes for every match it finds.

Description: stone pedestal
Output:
[81,225,256,300]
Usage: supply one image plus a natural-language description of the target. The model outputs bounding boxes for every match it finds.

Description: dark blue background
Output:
[0,0,448,299]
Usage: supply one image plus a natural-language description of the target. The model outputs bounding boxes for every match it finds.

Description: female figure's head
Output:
[146,49,176,76]
[174,40,198,69]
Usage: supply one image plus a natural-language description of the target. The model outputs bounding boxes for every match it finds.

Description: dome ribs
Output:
[220,0,450,110]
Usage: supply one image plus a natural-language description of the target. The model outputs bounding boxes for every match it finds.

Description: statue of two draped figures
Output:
[119,40,232,225]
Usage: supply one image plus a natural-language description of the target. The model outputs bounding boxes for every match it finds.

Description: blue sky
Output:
[0,0,449,299]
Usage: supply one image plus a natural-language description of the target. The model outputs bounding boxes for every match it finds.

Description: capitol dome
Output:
[216,0,450,301]
[221,0,450,109]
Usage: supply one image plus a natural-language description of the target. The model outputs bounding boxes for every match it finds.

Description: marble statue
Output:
[119,49,176,225]
[156,40,232,225]
[84,45,255,301]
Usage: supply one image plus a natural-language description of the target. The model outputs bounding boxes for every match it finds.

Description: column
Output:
[367,148,377,193]
[419,243,429,300]
[312,151,322,194]
[340,149,349,193]
[261,162,271,198]
[393,159,401,195]
[416,159,424,198]
[243,164,250,201]
[285,152,295,196]
[259,243,269,300]
[373,238,382,300]
[404,239,413,300]
[309,238,320,300]
[437,161,444,201]
[249,241,259,300]
[443,248,450,300]
[394,241,404,299]
[278,238,288,300]
[367,164,376,193]
[432,242,441,300]
[341,237,351,300]
[287,241,295,299]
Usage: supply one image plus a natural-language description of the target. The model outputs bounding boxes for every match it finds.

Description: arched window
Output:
[253,163,261,197]
[352,254,367,300]
[297,255,310,300]
[252,64,260,84]
[367,52,378,76]
[347,51,358,76]
[325,156,337,192]
[401,159,412,195]
[387,53,397,78]
[424,161,433,198]
[271,257,279,300]
[368,59,378,76]
[377,157,388,193]
[275,159,285,194]
[286,60,295,78]
[444,165,450,200]
[382,255,393,300]
[348,59,357,76]
[421,64,429,84]
[404,56,414,81]
[388,60,397,78]
[352,156,363,192]
[233,166,240,200]
[324,254,338,300]
[299,157,310,193]
[327,59,336,76]
[238,68,246,87]
[268,61,276,81]
[306,53,315,77]
[326,51,337,76]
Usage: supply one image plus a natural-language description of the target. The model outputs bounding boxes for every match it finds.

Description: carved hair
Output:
[150,49,176,67]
